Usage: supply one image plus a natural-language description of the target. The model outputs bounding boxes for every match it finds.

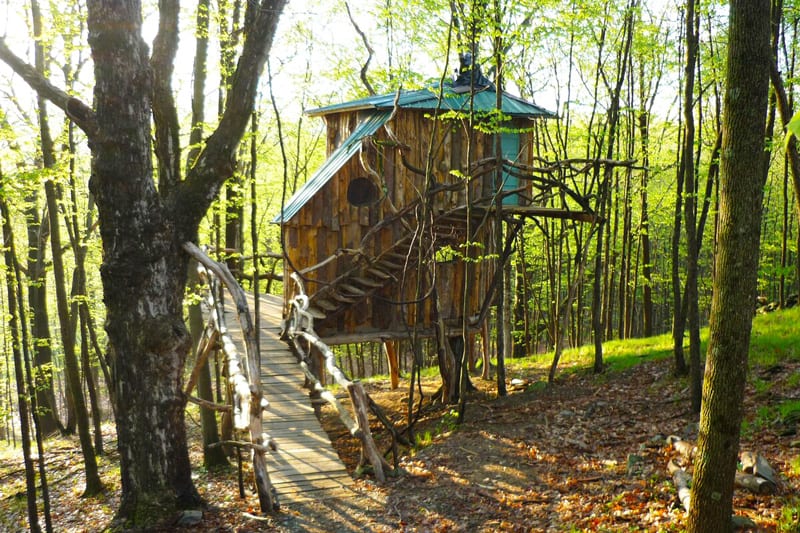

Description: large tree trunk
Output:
[0,0,283,522]
[86,4,199,513]
[687,1,771,530]
[89,0,283,523]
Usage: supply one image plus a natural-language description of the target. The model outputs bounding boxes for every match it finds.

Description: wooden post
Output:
[481,320,491,380]
[347,381,388,482]
[383,340,399,389]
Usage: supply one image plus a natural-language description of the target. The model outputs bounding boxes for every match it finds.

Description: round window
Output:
[347,177,380,207]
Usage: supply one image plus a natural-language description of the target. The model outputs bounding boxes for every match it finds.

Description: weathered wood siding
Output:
[283,108,540,342]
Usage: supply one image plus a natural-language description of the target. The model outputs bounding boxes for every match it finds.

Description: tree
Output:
[0,0,286,525]
[687,0,771,530]
[1,179,42,533]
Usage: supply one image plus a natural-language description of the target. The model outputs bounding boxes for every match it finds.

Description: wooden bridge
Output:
[222,292,353,504]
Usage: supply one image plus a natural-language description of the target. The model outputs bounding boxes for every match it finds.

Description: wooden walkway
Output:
[222,292,353,504]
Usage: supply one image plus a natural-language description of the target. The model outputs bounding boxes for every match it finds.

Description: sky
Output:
[0,0,696,167]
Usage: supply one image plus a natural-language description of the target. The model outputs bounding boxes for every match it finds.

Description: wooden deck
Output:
[222,292,353,504]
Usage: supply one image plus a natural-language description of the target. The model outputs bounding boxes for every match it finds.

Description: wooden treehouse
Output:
[274,64,595,347]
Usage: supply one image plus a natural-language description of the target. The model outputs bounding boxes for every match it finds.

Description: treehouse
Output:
[274,62,594,345]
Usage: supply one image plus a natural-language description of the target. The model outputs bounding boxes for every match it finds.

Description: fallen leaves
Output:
[1,357,798,531]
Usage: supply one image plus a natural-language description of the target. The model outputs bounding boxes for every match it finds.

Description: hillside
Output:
[1,308,798,531]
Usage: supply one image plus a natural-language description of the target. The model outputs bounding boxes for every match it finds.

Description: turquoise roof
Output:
[307,82,556,119]
[272,111,392,223]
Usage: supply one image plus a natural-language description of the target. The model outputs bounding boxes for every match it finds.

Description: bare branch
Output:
[345,2,376,96]
[0,38,97,138]
[174,0,287,233]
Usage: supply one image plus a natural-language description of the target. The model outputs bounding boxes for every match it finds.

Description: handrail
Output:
[183,242,278,512]
[286,272,391,481]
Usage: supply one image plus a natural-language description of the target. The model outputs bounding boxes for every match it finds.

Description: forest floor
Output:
[1,355,799,531]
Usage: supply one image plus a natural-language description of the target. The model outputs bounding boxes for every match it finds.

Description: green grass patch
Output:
[778,496,800,533]
[507,331,679,378]
[750,307,800,366]
[789,456,800,477]
[506,306,800,381]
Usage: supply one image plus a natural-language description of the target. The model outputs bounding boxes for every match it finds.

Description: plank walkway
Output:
[222,292,353,504]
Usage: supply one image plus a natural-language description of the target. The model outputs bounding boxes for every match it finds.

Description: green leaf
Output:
[784,110,800,150]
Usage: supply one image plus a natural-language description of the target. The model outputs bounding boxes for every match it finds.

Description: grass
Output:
[509,305,800,379]
[750,306,800,365]
[357,306,800,392]
[778,497,800,533]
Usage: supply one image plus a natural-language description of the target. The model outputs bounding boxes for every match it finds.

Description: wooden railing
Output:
[285,272,392,481]
[182,242,278,512]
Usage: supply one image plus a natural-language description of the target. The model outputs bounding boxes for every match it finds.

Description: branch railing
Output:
[182,242,278,512]
[285,272,392,481]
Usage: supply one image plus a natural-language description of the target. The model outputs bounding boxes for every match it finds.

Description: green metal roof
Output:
[272,111,392,224]
[307,81,556,119]
[273,84,554,224]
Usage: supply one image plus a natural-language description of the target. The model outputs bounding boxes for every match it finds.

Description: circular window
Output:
[347,177,380,207]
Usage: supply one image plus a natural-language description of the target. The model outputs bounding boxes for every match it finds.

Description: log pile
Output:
[665,435,779,525]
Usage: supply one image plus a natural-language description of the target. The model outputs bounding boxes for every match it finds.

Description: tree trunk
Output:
[185,0,228,471]
[28,0,60,436]
[53,0,282,523]
[45,178,103,495]
[25,196,59,435]
[638,75,654,338]
[680,0,702,413]
[1,190,42,533]
[0,0,279,521]
[687,1,771,530]
[65,119,105,456]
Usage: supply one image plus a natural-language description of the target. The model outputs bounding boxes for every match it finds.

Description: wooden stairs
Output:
[305,206,471,321]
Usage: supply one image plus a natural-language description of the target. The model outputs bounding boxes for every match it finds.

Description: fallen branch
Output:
[740,451,779,487]
[208,439,277,454]
[734,471,777,495]
[186,395,233,412]
[667,459,692,512]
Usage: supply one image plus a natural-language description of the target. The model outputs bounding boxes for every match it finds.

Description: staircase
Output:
[306,214,421,320]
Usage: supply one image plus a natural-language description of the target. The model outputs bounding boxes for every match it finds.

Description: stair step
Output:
[376,259,404,271]
[351,275,384,288]
[330,291,359,304]
[384,251,412,262]
[365,267,393,280]
[339,283,366,296]
[314,298,338,311]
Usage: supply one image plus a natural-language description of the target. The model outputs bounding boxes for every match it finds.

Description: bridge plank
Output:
[220,293,353,505]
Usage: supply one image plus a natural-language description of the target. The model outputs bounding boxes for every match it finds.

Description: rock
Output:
[626,454,644,477]
[175,510,203,526]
